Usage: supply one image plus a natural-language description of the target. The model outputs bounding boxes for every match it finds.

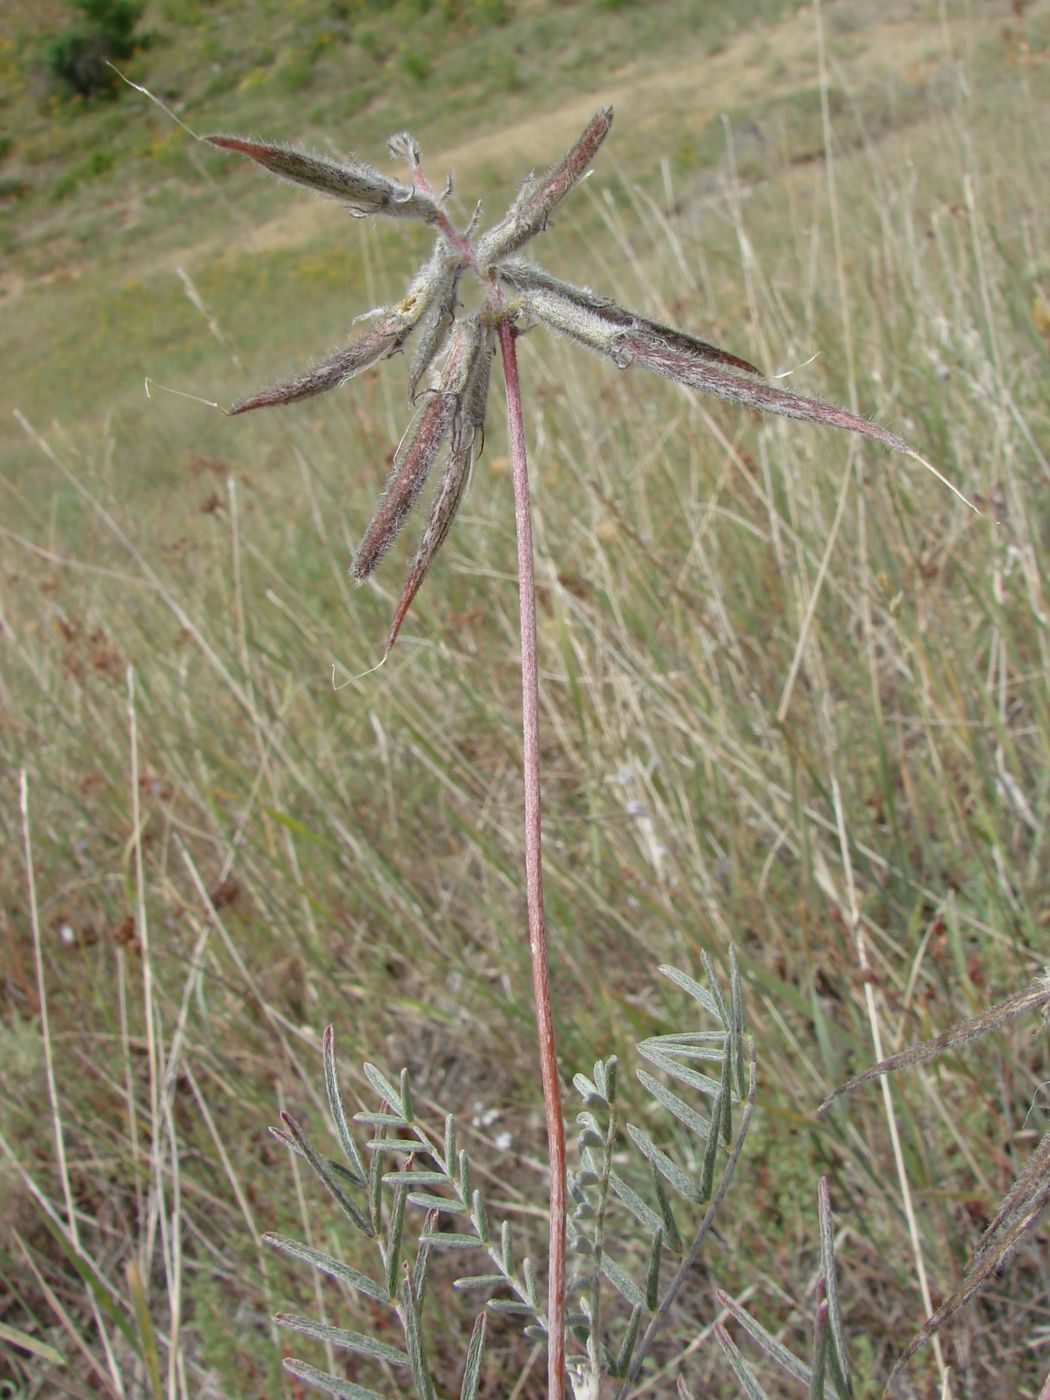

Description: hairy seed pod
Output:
[227,322,402,414]
[518,283,627,359]
[476,108,613,266]
[386,325,493,649]
[229,239,458,414]
[626,336,908,453]
[352,390,458,580]
[409,265,463,400]
[353,321,482,581]
[207,136,440,222]
[498,261,759,375]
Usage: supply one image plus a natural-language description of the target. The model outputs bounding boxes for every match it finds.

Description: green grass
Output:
[3,0,1050,1395]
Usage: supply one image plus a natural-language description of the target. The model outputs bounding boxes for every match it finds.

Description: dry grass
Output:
[3,1,1050,1396]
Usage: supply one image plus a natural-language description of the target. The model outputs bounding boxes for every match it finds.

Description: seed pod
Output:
[386,326,494,651]
[228,240,458,414]
[517,282,628,361]
[626,335,908,453]
[207,135,440,222]
[498,261,759,375]
[408,265,463,400]
[352,391,458,580]
[476,108,613,266]
[353,321,482,581]
[227,322,401,415]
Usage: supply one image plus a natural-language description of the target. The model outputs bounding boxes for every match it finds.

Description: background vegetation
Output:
[42,0,149,100]
[2,0,1048,1395]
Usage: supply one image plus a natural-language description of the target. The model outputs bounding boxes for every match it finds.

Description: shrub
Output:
[401,48,433,82]
[43,0,147,100]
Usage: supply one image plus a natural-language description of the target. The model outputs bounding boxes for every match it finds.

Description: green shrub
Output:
[43,0,147,100]
[401,48,432,82]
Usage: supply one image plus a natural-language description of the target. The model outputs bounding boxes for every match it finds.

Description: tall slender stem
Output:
[497,318,566,1400]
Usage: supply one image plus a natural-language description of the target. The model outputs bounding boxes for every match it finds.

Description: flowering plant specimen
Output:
[208,109,940,654]
[208,108,962,1399]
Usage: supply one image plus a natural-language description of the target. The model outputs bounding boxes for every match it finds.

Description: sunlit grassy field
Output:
[3,0,1049,1395]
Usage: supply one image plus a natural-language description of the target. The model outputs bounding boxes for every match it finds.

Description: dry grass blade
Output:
[885,1169,1050,1394]
[972,1127,1050,1268]
[817,1177,849,1396]
[818,974,1050,1115]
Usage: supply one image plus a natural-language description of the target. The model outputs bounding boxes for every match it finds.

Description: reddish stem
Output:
[497,318,566,1400]
[412,163,478,270]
